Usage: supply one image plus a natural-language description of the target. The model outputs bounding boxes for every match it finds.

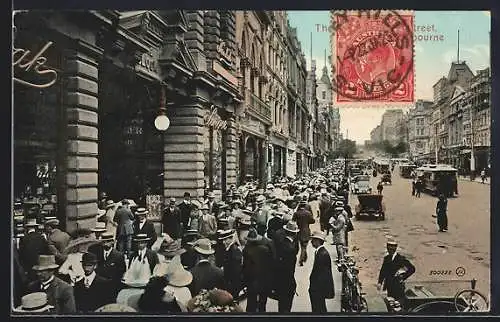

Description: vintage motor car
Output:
[354,194,385,220]
[381,173,392,184]
[351,175,372,194]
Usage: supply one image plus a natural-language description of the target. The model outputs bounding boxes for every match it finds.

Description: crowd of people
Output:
[12,161,361,314]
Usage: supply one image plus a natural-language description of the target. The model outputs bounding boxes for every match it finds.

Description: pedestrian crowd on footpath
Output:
[13,162,362,314]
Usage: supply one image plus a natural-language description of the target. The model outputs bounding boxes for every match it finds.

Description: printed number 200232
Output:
[430,270,452,275]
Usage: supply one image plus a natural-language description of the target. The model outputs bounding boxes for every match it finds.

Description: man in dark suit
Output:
[27,255,76,314]
[74,252,113,312]
[292,201,315,266]
[274,221,299,313]
[133,208,157,248]
[319,193,332,235]
[113,199,135,256]
[88,232,126,296]
[266,211,285,241]
[181,230,201,270]
[178,192,195,236]
[242,228,275,312]
[189,238,225,297]
[127,234,159,274]
[162,198,182,240]
[377,240,415,306]
[219,230,243,299]
[309,231,335,313]
[19,219,50,282]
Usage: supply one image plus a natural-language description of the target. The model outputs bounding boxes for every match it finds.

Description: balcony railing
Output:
[246,89,272,123]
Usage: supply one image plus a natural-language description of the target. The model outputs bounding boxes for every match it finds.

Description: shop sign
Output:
[136,50,161,79]
[13,41,58,88]
[213,61,238,87]
[205,105,228,130]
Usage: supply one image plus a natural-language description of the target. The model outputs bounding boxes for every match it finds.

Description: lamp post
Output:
[154,86,170,131]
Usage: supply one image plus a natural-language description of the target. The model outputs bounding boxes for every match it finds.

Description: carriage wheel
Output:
[410,300,466,313]
[454,289,489,312]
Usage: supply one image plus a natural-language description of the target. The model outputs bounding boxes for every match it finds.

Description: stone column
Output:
[203,11,221,60]
[185,10,206,71]
[226,115,238,188]
[63,48,101,233]
[163,99,205,199]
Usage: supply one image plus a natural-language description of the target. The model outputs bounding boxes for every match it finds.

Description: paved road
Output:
[348,167,491,311]
[238,220,342,312]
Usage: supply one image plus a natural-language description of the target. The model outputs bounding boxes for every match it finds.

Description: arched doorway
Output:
[245,137,257,182]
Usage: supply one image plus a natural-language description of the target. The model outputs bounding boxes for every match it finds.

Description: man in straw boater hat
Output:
[128,234,159,275]
[218,229,243,299]
[178,192,195,236]
[309,231,334,313]
[133,207,157,249]
[13,292,54,313]
[113,199,135,256]
[88,232,126,296]
[292,199,315,266]
[26,255,76,313]
[19,218,50,282]
[188,238,224,297]
[90,221,107,240]
[377,240,415,308]
[73,252,114,313]
[242,228,275,312]
[254,195,270,236]
[273,221,299,313]
[235,216,252,248]
[44,217,70,265]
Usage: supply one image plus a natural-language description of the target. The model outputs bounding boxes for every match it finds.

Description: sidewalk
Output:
[458,176,490,185]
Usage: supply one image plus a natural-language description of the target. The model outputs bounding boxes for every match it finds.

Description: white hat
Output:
[14,292,53,313]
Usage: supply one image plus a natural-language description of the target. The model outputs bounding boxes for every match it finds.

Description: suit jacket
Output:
[378,253,416,291]
[181,246,198,270]
[162,207,182,239]
[74,274,113,312]
[189,261,225,297]
[292,208,315,242]
[19,231,50,274]
[242,239,275,292]
[275,234,299,293]
[28,276,76,314]
[113,206,135,236]
[88,245,127,284]
[309,246,335,298]
[222,243,243,297]
[266,216,284,240]
[128,249,159,274]
[178,201,194,228]
[134,220,157,248]
[319,200,331,222]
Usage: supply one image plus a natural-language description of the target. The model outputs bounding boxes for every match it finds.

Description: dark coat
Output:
[436,198,448,215]
[242,239,275,293]
[113,207,135,236]
[180,246,198,270]
[128,249,159,274]
[319,200,331,223]
[19,231,50,276]
[275,233,299,294]
[222,243,243,297]
[309,246,335,299]
[378,253,416,291]
[178,201,195,229]
[189,260,225,297]
[134,220,157,248]
[292,208,315,242]
[28,276,76,314]
[88,244,127,284]
[74,274,114,312]
[162,206,182,240]
[266,216,284,240]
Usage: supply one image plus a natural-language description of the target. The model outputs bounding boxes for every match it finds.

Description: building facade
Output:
[370,125,382,144]
[316,61,336,161]
[380,109,405,144]
[407,100,433,161]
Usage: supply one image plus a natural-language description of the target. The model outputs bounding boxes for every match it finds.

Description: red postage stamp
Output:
[332,10,414,103]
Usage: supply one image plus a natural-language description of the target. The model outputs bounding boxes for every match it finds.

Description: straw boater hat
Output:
[25,218,38,227]
[105,200,115,209]
[246,228,262,242]
[193,238,215,255]
[238,218,252,229]
[32,255,59,271]
[283,221,299,233]
[231,199,243,206]
[99,232,114,242]
[256,195,266,204]
[94,303,137,313]
[133,233,151,243]
[207,192,215,199]
[91,222,107,233]
[163,255,193,287]
[217,229,234,241]
[200,204,209,211]
[135,208,149,216]
[14,292,53,313]
[311,231,326,242]
[45,218,60,227]
[387,240,398,246]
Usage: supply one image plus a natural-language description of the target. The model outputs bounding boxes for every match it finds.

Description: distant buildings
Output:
[369,109,407,146]
[406,62,490,175]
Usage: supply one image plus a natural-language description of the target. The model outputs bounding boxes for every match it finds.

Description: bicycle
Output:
[337,257,368,312]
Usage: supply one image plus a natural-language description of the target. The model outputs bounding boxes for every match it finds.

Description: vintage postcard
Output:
[12,10,491,314]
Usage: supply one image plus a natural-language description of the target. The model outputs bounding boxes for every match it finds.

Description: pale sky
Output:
[287,11,490,142]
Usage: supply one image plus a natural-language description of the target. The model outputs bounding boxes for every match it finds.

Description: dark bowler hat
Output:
[81,252,99,264]
[246,228,262,242]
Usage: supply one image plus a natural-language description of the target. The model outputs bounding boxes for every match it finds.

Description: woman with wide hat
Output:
[153,254,192,309]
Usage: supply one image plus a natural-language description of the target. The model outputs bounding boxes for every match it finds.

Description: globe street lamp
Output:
[154,86,170,131]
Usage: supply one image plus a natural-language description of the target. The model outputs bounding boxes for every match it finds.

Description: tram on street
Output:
[415,164,459,197]
[399,163,417,178]
[373,159,391,174]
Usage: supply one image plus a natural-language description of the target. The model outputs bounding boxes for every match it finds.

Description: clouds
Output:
[441,43,490,67]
